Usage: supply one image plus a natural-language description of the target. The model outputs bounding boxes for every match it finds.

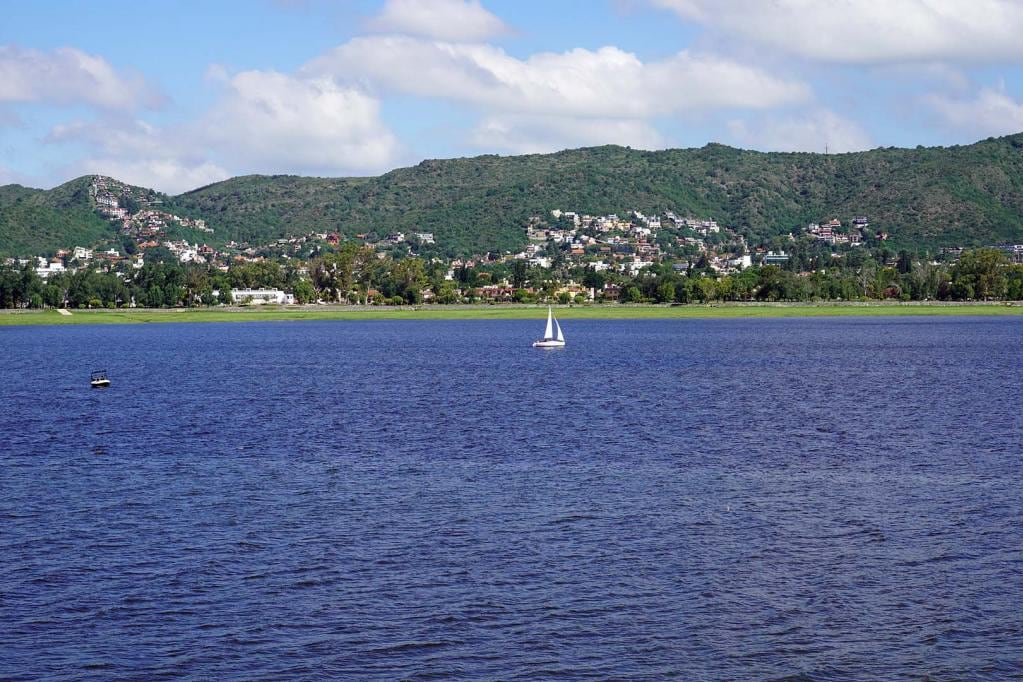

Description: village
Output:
[4,175,1022,305]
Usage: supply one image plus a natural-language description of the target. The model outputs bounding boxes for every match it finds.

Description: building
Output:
[229,289,295,305]
[996,244,1023,263]
[35,258,66,279]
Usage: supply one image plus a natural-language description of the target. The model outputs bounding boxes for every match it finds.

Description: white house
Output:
[35,258,65,279]
[528,256,551,269]
[229,289,295,305]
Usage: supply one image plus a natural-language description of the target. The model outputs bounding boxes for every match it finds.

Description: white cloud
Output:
[727,109,874,153]
[304,36,808,154]
[368,0,509,42]
[48,119,170,158]
[44,69,402,192]
[47,119,229,193]
[653,0,1023,64]
[926,86,1023,137]
[75,158,230,195]
[305,37,810,117]
[200,70,400,175]
[0,45,160,110]
[471,115,664,154]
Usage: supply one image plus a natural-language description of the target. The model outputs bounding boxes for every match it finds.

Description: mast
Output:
[543,306,554,340]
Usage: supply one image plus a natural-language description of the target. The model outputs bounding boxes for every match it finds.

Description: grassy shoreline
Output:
[1,302,1022,326]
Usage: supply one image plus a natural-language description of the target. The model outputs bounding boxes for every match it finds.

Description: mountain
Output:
[4,133,1023,257]
[0,178,118,256]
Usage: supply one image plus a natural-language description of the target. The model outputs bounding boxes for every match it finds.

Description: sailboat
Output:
[532,306,566,348]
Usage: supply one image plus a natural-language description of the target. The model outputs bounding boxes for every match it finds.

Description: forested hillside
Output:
[4,133,1023,256]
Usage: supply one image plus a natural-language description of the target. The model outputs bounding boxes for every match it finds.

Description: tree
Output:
[1006,265,1023,300]
[582,269,605,292]
[655,280,676,303]
[511,260,529,288]
[311,250,353,302]
[292,279,317,304]
[390,257,427,304]
[621,285,643,303]
[896,250,913,274]
[951,248,1009,300]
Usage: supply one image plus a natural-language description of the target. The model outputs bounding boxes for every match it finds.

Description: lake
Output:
[2,317,1021,679]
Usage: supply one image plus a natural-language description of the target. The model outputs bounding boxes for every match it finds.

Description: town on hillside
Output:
[3,175,1023,307]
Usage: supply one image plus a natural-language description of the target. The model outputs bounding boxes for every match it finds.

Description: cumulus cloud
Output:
[471,114,664,154]
[75,158,230,195]
[727,109,874,153]
[925,86,1023,137]
[45,70,402,192]
[48,119,172,158]
[0,45,161,110]
[368,0,509,42]
[47,118,229,193]
[200,70,400,175]
[305,37,810,117]
[653,0,1023,64]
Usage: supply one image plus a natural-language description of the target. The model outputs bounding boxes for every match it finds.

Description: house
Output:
[35,258,65,279]
[229,288,295,305]
[996,244,1023,263]
[729,254,753,269]
[528,256,551,269]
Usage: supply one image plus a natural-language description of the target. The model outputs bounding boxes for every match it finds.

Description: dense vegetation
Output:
[0,179,117,256]
[4,133,1023,257]
[2,246,1021,311]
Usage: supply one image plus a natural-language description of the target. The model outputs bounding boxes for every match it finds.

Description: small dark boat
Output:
[90,370,111,388]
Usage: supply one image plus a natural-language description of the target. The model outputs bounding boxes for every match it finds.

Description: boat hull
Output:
[532,340,566,348]
[90,380,110,388]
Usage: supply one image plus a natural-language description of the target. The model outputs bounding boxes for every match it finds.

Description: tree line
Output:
[1,246,1021,309]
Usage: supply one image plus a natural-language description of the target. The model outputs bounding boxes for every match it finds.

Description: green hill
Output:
[0,178,117,256]
[4,133,1023,257]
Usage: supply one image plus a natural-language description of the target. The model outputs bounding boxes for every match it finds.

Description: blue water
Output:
[1,317,1021,680]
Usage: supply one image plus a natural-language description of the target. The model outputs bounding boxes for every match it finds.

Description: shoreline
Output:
[1,301,1022,326]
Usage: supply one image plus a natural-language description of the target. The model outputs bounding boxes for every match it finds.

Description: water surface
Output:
[2,317,1021,679]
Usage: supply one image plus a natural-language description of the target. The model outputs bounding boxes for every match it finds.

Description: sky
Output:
[3,0,1023,194]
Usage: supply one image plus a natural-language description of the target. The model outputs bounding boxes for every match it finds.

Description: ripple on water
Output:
[1,317,1022,679]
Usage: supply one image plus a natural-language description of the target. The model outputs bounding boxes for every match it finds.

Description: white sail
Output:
[544,306,554,339]
[555,316,564,342]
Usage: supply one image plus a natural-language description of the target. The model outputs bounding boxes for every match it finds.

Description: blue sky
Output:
[3,0,1023,193]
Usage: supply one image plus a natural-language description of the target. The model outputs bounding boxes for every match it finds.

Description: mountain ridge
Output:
[4,134,1023,256]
